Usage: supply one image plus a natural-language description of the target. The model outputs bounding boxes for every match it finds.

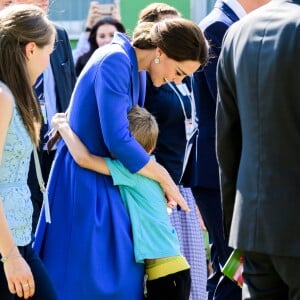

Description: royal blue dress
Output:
[34,33,148,300]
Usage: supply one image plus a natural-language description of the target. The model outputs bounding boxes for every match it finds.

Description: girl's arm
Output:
[52,113,190,212]
[0,88,35,299]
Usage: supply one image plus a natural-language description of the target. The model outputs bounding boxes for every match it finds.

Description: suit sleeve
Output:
[52,26,77,112]
[200,21,230,102]
[60,28,77,91]
[216,34,242,238]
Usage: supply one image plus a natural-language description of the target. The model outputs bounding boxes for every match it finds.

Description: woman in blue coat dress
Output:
[35,17,208,300]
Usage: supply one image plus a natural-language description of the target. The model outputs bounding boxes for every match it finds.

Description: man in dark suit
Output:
[216,1,300,298]
[182,0,268,299]
[14,0,77,231]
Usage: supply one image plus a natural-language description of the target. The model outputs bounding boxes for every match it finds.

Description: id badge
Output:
[185,119,194,141]
[39,99,48,125]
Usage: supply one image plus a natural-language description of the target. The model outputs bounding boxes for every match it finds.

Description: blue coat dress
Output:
[34,33,148,300]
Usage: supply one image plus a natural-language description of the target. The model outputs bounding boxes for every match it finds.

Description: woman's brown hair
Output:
[0,4,55,145]
[133,18,209,66]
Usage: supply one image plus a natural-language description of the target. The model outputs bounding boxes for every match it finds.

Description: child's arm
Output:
[51,113,110,175]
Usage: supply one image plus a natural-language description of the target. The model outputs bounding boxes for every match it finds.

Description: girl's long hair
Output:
[0,4,55,145]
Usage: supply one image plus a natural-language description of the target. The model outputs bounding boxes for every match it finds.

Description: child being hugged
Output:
[50,105,191,300]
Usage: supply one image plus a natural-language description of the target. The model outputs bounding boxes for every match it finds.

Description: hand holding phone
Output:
[99,3,114,16]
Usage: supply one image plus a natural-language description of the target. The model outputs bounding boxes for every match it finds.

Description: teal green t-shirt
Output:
[104,158,181,263]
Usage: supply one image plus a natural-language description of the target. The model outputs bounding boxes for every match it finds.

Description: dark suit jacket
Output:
[182,0,239,189]
[216,0,300,257]
[51,25,76,112]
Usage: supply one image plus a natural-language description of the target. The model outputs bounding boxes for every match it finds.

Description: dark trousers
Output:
[192,186,241,300]
[28,150,56,233]
[0,244,58,300]
[145,269,191,300]
[243,251,300,300]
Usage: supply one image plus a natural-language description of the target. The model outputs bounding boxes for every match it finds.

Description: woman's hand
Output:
[160,180,190,212]
[46,113,68,152]
[3,254,35,299]
[51,112,68,131]
[85,1,102,29]
[111,3,121,21]
[138,159,190,212]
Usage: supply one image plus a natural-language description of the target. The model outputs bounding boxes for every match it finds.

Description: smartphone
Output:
[99,3,114,16]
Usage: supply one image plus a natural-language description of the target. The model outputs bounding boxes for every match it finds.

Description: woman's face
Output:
[149,52,200,87]
[26,33,55,85]
[96,24,118,48]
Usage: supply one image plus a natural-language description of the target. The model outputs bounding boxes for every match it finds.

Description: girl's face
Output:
[96,24,118,48]
[149,52,200,87]
[26,33,55,85]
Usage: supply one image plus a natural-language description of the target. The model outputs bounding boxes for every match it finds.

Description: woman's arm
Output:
[0,89,35,299]
[0,200,34,299]
[137,160,190,212]
[52,113,189,211]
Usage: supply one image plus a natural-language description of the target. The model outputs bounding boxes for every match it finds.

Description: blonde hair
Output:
[138,2,180,23]
[0,4,55,145]
[128,105,159,152]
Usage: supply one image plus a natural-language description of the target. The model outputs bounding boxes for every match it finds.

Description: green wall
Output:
[120,0,190,36]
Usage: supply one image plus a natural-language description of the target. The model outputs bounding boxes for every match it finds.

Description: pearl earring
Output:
[154,57,160,64]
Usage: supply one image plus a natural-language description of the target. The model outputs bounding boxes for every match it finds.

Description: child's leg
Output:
[146,269,191,300]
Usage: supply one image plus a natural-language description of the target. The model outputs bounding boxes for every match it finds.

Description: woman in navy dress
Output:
[35,17,208,300]
[139,5,209,299]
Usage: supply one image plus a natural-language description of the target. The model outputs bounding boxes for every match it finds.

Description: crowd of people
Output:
[0,0,299,300]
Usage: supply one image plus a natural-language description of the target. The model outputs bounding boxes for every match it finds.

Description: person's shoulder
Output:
[53,23,66,33]
[0,82,13,103]
[200,4,233,31]
[97,42,132,69]
[53,23,71,40]
[0,82,14,114]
